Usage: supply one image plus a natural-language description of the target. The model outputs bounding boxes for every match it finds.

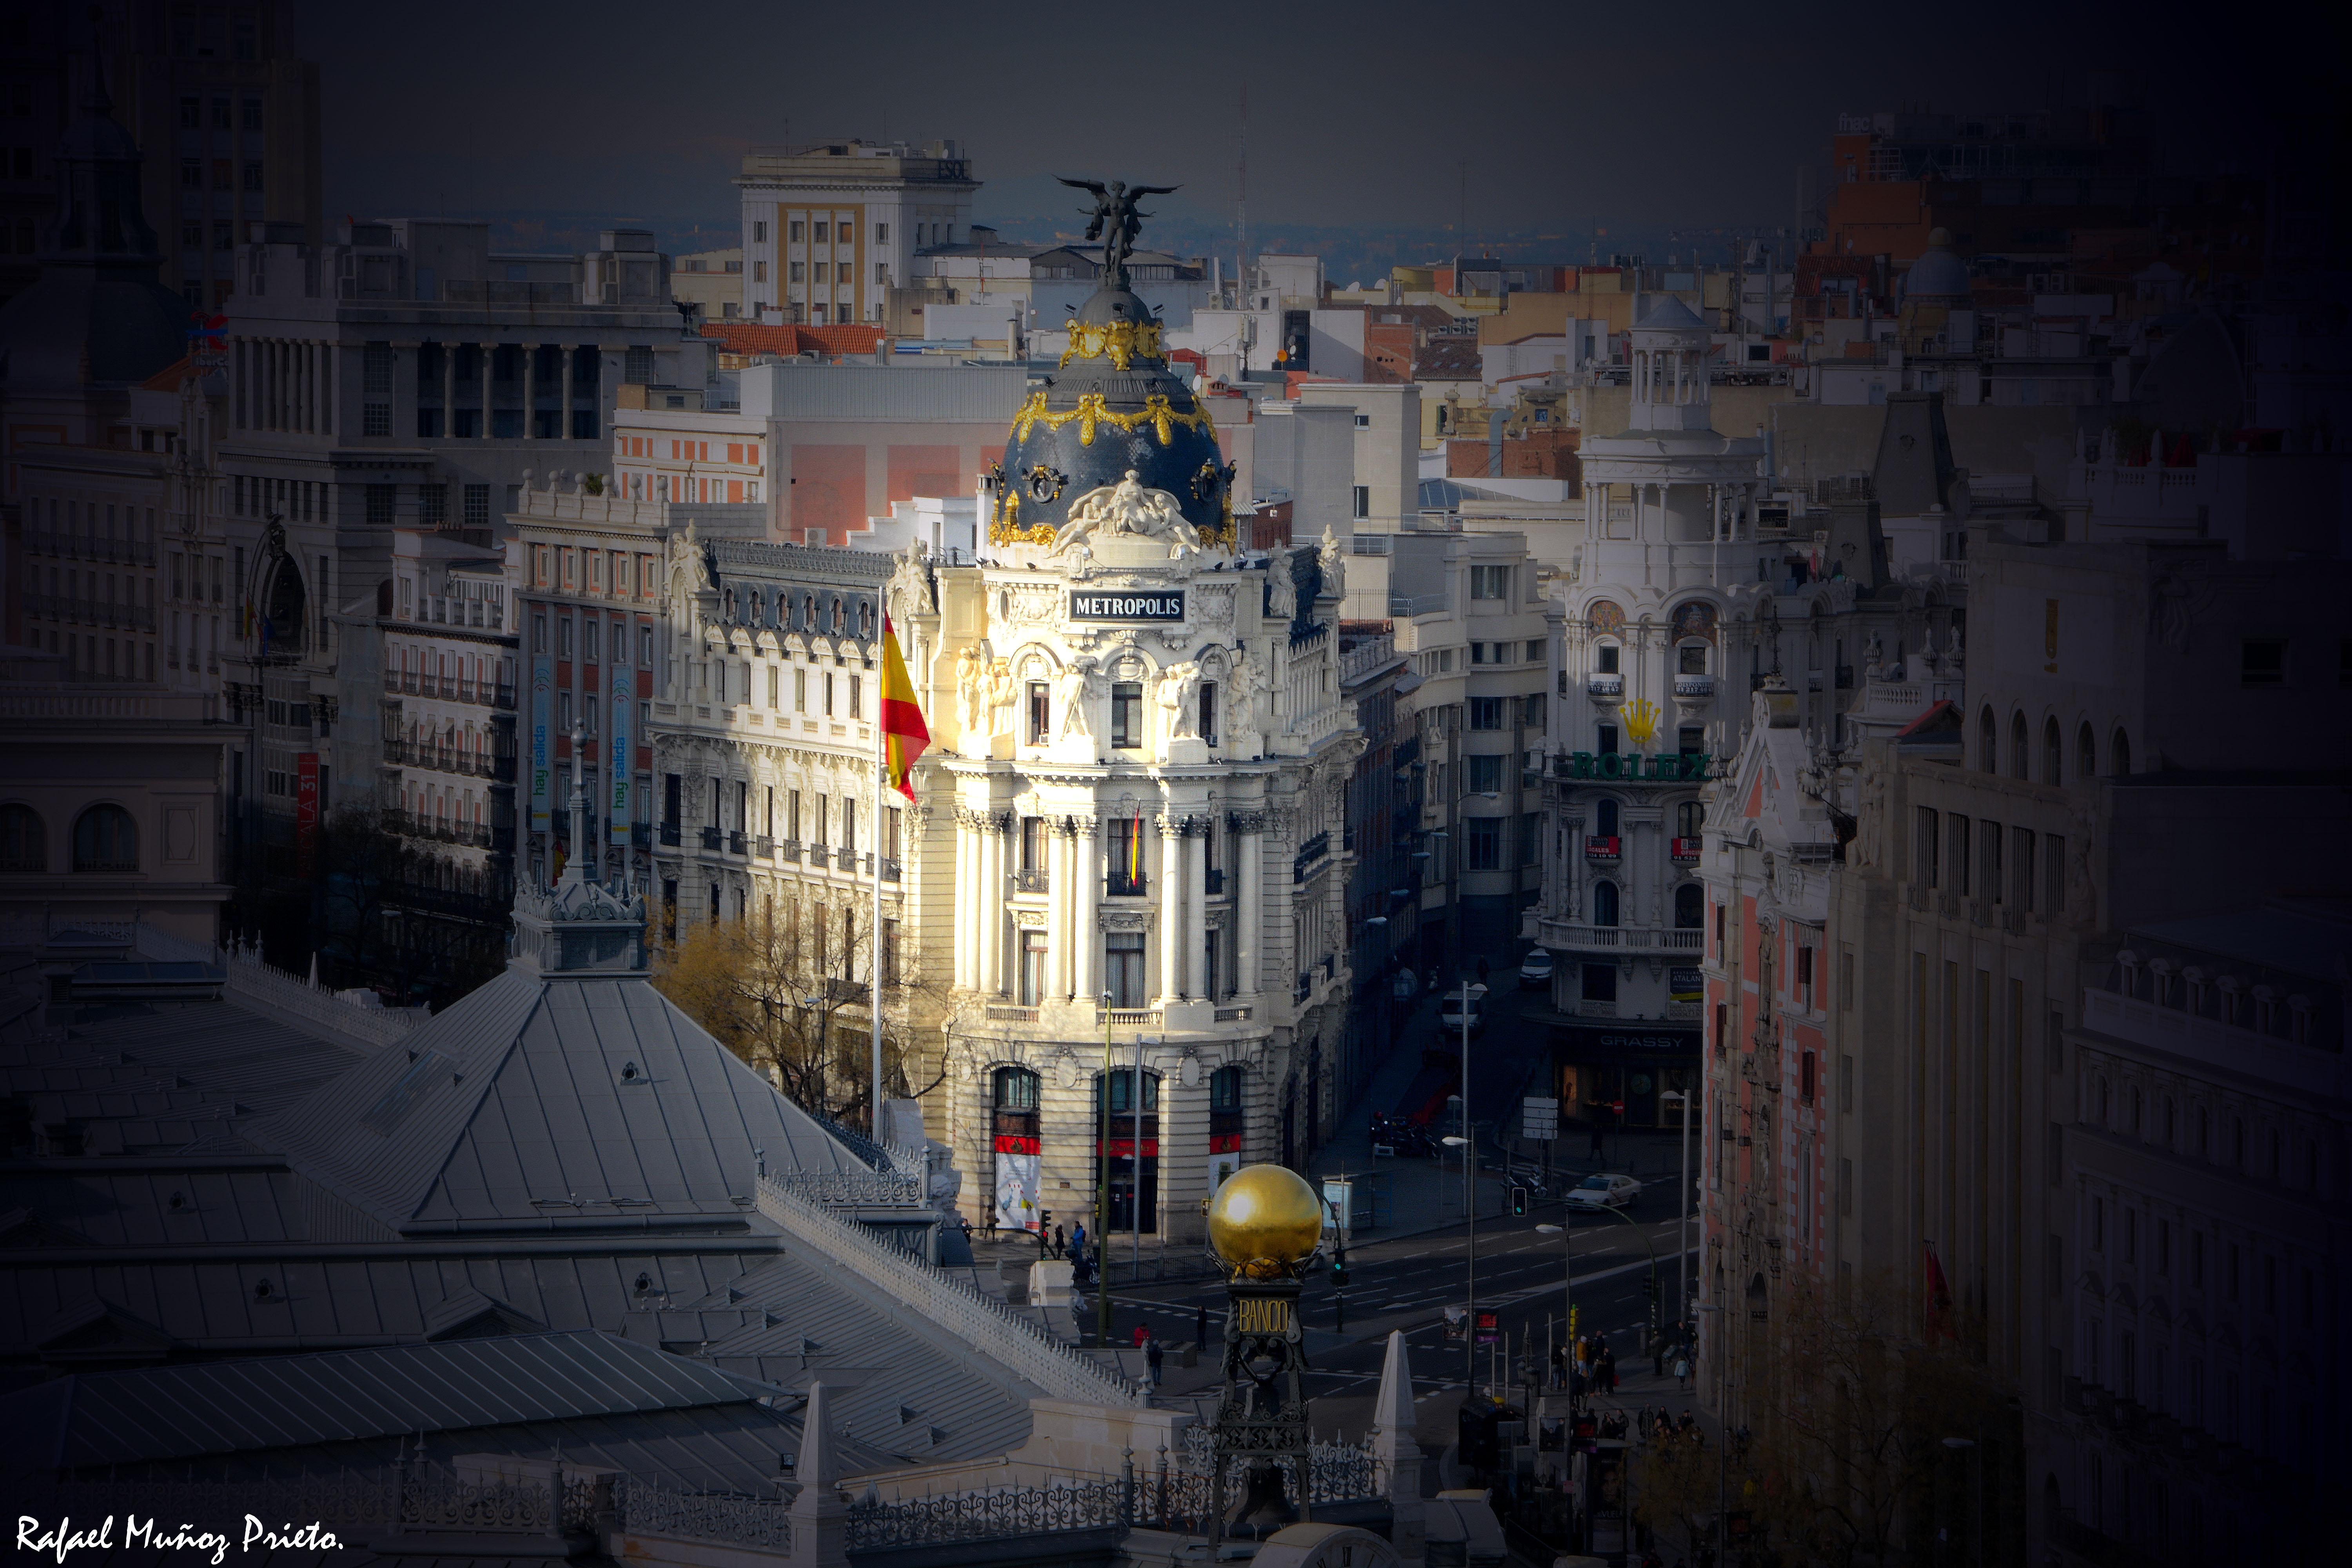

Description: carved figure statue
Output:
[1318,523,1347,603]
[888,541,935,622]
[1157,661,1204,740]
[1864,629,1884,679]
[1232,645,1272,745]
[1056,657,1098,740]
[1265,558,1296,621]
[983,657,1018,727]
[1946,620,1965,668]
[1056,176,1180,288]
[955,645,987,733]
[1049,470,1200,557]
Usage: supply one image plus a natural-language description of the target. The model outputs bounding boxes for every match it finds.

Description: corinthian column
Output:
[1073,818,1100,1000]
[1157,814,1181,1005]
[1236,811,1263,999]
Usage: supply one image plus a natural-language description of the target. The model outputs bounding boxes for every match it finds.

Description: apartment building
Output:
[212,218,695,908]
[735,140,977,326]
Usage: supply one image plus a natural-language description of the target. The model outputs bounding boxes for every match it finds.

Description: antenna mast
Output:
[1236,80,1249,306]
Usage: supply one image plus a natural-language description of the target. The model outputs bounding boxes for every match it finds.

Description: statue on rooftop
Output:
[1056,176,1179,288]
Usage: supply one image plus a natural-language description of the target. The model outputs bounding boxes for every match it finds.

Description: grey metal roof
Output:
[10,1328,779,1467]
[254,969,859,1232]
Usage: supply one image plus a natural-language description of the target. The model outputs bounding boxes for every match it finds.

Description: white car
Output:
[1518,949,1555,989]
[1565,1172,1642,1209]
[1438,991,1485,1036]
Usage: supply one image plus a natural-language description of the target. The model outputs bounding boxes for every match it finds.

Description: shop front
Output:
[1550,1021,1699,1130]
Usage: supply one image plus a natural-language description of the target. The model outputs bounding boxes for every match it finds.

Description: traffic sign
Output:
[1522,1095,1559,1140]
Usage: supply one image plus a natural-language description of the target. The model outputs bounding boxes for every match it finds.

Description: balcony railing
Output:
[775,839,802,863]
[1204,867,1226,895]
[1586,673,1624,698]
[1011,867,1050,894]
[1292,831,1331,883]
[730,830,748,855]
[881,857,902,882]
[753,834,774,858]
[1672,675,1714,699]
[1585,835,1622,860]
[1670,836,1702,862]
[1106,874,1149,898]
[700,826,723,851]
[659,821,682,846]
[1535,918,1706,953]
[837,848,859,871]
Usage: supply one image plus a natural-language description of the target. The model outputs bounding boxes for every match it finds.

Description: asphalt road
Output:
[1106,969,1703,1433]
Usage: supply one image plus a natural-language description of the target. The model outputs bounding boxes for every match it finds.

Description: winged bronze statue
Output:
[1056,176,1180,288]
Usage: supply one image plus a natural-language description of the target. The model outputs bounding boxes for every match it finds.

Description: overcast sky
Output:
[298,0,2294,241]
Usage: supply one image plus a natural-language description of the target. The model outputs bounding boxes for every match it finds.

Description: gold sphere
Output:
[1206,1164,1324,1271]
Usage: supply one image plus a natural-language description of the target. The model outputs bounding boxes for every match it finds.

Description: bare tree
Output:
[1744,1270,2009,1568]
[653,891,944,1128]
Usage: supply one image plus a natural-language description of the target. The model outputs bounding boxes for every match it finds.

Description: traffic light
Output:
[1331,1256,1350,1288]
[1569,1306,1580,1340]
[1510,1184,1529,1216]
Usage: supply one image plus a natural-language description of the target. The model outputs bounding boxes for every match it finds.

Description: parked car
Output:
[1518,949,1555,989]
[1565,1172,1642,1209]
[1438,991,1485,1036]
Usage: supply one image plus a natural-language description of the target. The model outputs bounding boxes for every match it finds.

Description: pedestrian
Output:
[1134,1321,1151,1349]
[1588,1121,1605,1159]
[1052,1223,1067,1259]
[1071,1220,1085,1257]
[1146,1333,1165,1388]
[1550,1343,1567,1391]
[1674,1352,1691,1392]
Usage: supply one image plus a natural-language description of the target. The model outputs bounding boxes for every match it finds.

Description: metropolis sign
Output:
[1069,589,1184,622]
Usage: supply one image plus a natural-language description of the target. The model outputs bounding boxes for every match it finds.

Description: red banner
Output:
[296,753,319,876]
[1209,1132,1244,1154]
[992,1133,1041,1155]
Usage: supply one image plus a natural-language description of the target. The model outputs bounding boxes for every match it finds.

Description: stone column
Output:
[1045,819,1068,1000]
[1185,824,1206,999]
[522,343,538,439]
[1236,811,1263,998]
[1073,818,1100,1000]
[1157,814,1181,1004]
[952,811,974,991]
[980,813,1004,996]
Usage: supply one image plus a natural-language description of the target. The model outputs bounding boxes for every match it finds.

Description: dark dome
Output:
[991,285,1233,549]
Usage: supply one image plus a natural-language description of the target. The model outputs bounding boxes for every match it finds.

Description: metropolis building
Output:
[895,266,1363,1247]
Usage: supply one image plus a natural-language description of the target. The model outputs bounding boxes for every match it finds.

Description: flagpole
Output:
[871,682,886,1143]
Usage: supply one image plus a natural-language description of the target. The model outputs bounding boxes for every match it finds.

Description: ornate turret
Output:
[989,178,1234,552]
[507,728,648,976]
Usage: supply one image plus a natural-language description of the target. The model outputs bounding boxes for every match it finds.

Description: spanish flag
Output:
[879,616,930,802]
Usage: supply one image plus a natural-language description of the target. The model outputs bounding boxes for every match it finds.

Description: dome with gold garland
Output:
[989,199,1233,552]
[1206,1163,1325,1278]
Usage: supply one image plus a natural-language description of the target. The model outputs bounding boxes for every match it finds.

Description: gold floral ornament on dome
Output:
[990,487,1057,546]
[1059,318,1165,371]
[1008,390,1216,448]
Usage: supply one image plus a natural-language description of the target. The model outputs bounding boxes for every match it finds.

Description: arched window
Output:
[992,1065,1040,1111]
[2044,717,2063,786]
[1675,800,1704,838]
[1596,798,1620,838]
[2078,722,2098,781]
[2011,712,2030,780]
[71,804,137,872]
[1674,882,1703,928]
[0,804,45,872]
[1980,706,1998,773]
[2111,728,2132,776]
[1593,880,1621,927]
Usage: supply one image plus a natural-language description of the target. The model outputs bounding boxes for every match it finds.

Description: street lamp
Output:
[1696,1299,1727,1559]
[1096,989,1113,1346]
[1660,1087,1694,1334]
[1443,1131,1477,1398]
[1942,1436,1983,1568]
